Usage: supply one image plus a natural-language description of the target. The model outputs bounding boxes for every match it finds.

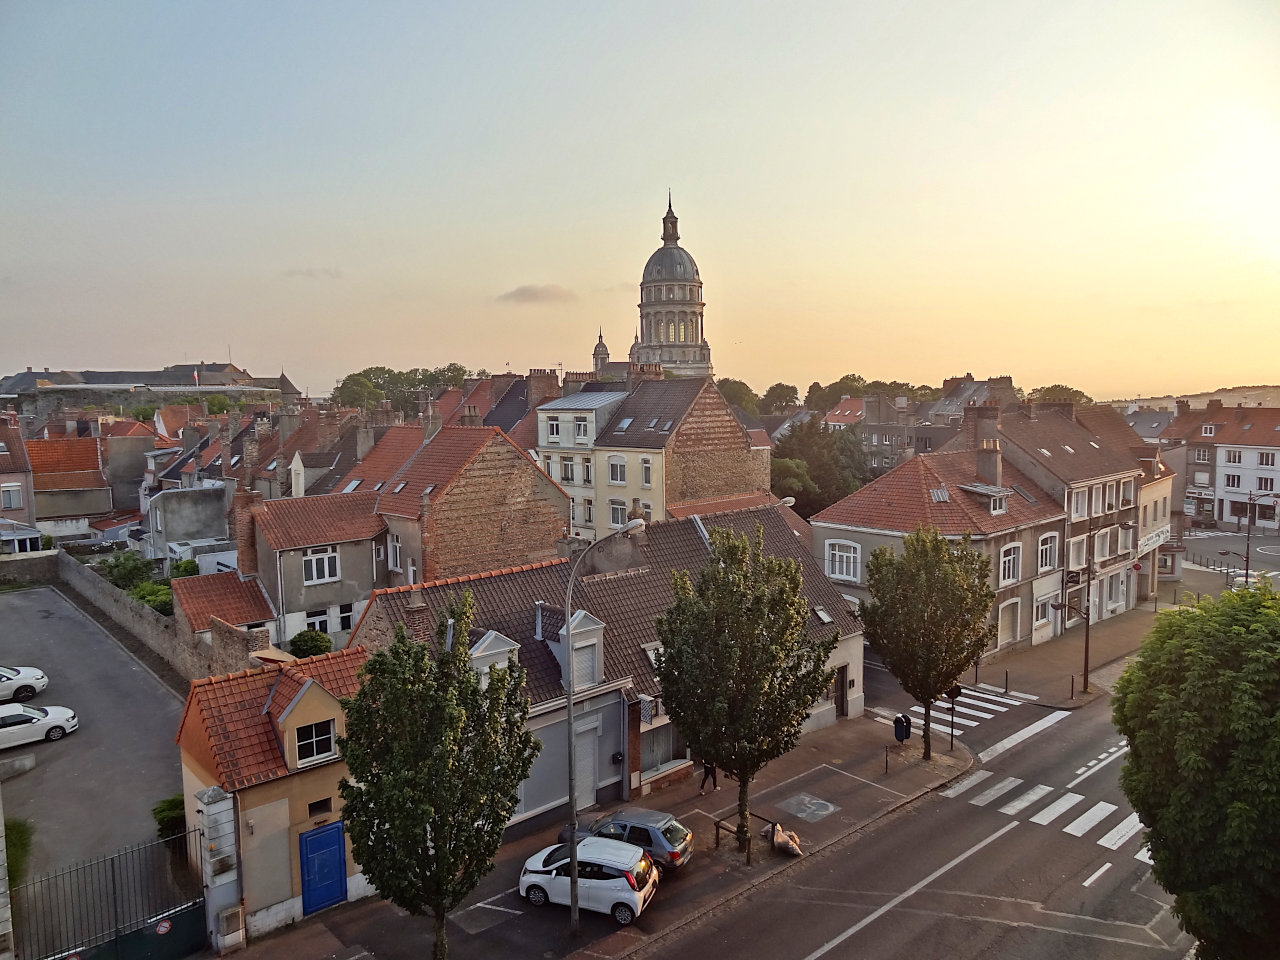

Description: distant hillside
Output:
[1106,385,1280,411]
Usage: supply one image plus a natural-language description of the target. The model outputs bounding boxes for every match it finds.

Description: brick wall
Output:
[665,384,770,505]
[421,437,569,581]
[0,550,59,587]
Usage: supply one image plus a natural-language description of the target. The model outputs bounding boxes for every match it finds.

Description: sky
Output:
[2,1,1278,402]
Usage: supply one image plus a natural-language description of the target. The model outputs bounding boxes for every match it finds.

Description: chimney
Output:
[276,451,289,496]
[627,362,664,391]
[527,368,562,407]
[1207,398,1223,412]
[423,397,443,440]
[562,372,592,396]
[230,489,264,576]
[535,600,545,642]
[1035,400,1075,422]
[26,366,32,373]
[242,432,259,485]
[180,425,201,453]
[977,437,1002,487]
[247,626,271,654]
[406,585,426,610]
[278,406,301,444]
[491,372,519,403]
[460,403,482,427]
[356,424,376,461]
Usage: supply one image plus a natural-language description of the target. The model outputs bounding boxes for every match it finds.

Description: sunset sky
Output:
[2,2,1277,402]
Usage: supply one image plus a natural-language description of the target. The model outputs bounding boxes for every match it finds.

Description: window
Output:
[609,457,626,484]
[374,543,385,562]
[1034,598,1052,625]
[1259,477,1276,492]
[1107,573,1121,605]
[575,416,588,441]
[307,797,333,817]
[392,481,407,493]
[582,457,593,484]
[1260,452,1276,467]
[547,417,560,441]
[1038,534,1058,572]
[560,457,575,483]
[1226,449,1242,464]
[1091,484,1103,515]
[1094,530,1110,560]
[1225,474,1241,488]
[1070,489,1088,519]
[583,498,594,523]
[1192,471,1210,487]
[1104,482,1117,510]
[1120,479,1135,506]
[339,603,354,631]
[1000,544,1021,585]
[826,541,860,582]
[1142,504,1149,526]
[388,534,402,571]
[1194,447,1211,463]
[1120,525,1135,552]
[569,497,576,522]
[990,496,1007,515]
[641,501,652,522]
[0,485,21,511]
[609,500,627,527]
[1162,496,1168,518]
[641,458,652,487]
[408,558,417,583]
[306,609,329,633]
[1068,536,1087,570]
[543,455,552,475]
[296,720,336,766]
[303,545,339,585]
[342,479,361,493]
[1201,425,1215,436]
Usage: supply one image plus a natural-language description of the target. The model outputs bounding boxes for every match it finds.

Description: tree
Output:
[334,374,386,412]
[773,417,854,517]
[655,526,837,852]
[129,581,173,616]
[1026,384,1093,406]
[1112,585,1280,959]
[804,381,826,411]
[131,405,156,422]
[860,527,995,759]
[100,551,154,591]
[339,594,540,960]
[760,382,800,415]
[716,378,759,416]
[204,394,232,415]
[289,629,332,659]
[170,559,199,579]
[770,457,821,515]
[832,426,872,488]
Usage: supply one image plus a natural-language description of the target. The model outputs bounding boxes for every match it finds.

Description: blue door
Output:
[300,821,348,915]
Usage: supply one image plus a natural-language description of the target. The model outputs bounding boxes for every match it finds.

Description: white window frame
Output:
[1258,477,1275,492]
[1194,447,1211,463]
[641,501,652,522]
[608,457,626,484]
[1224,473,1241,489]
[641,458,652,488]
[1202,425,1215,437]
[1091,484,1104,516]
[1070,489,1088,519]
[560,456,575,484]
[582,457,593,484]
[306,609,329,633]
[999,544,1021,586]
[388,534,402,572]
[990,495,1007,515]
[1094,529,1110,560]
[1068,535,1087,570]
[547,417,561,442]
[296,719,336,766]
[574,416,589,441]
[609,499,627,528]
[1260,452,1276,467]
[1034,597,1052,625]
[0,484,21,511]
[826,540,860,583]
[302,545,340,585]
[1120,525,1135,552]
[1225,449,1242,464]
[1037,534,1058,572]
[1120,478,1135,506]
[583,498,594,523]
[1104,482,1117,510]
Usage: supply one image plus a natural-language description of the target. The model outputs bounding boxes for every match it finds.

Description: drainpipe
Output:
[276,549,286,647]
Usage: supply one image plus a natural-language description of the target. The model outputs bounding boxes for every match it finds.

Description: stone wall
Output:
[0,550,59,587]
[666,382,771,505]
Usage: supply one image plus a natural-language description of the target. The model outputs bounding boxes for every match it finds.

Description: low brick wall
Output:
[0,550,60,587]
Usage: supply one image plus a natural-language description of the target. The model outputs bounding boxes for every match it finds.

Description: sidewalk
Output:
[221,567,1227,960]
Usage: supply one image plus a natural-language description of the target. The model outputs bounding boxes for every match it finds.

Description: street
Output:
[631,698,1190,960]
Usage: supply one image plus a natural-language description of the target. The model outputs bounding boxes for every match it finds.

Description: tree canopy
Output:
[769,457,821,515]
[1112,584,1280,960]
[760,382,800,414]
[861,527,995,759]
[333,374,386,412]
[772,416,856,517]
[716,378,760,416]
[655,526,837,852]
[1026,384,1093,406]
[336,364,472,415]
[288,629,332,659]
[339,594,540,960]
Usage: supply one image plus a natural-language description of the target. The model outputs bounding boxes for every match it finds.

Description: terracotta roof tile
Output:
[374,426,499,518]
[823,397,864,426]
[157,404,206,439]
[33,469,109,491]
[667,492,777,518]
[255,491,386,551]
[334,425,424,491]
[1203,406,1280,447]
[0,421,30,474]
[172,571,275,633]
[25,437,102,473]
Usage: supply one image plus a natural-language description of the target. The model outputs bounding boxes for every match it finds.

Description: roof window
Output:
[392,482,407,493]
[1038,448,1052,457]
[266,459,277,470]
[373,482,383,491]
[1088,441,1100,448]
[662,420,673,431]
[615,418,633,432]
[343,480,362,493]
[1061,445,1074,454]
[424,484,435,495]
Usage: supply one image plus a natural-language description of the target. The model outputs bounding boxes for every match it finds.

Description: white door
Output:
[0,711,41,748]
[546,862,572,907]
[575,728,597,811]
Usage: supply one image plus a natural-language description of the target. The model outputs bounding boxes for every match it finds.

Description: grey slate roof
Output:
[596,378,708,450]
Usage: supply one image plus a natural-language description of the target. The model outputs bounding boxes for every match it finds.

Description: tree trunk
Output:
[433,910,448,960]
[922,700,932,760]
[737,777,751,852]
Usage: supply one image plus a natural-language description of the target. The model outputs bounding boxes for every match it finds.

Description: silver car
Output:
[561,807,693,876]
[0,665,49,702]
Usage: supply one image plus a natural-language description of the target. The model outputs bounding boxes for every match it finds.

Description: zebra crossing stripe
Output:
[911,706,980,727]
[956,695,1009,712]
[998,784,1053,816]
[1063,802,1117,837]
[977,711,1072,763]
[944,703,996,719]
[1097,813,1144,850]
[970,777,1024,807]
[941,770,993,798]
[1030,792,1085,825]
[977,682,1039,701]
[962,688,1023,706]
[1135,846,1153,864]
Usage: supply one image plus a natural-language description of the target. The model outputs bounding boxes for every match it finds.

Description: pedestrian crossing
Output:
[941,771,1151,864]
[871,684,1037,738]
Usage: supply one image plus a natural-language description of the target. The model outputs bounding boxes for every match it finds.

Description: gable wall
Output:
[666,385,769,505]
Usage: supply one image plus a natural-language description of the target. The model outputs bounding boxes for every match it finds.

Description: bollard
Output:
[885,745,889,775]
[1071,674,1075,700]
[1005,670,1009,694]
[974,662,979,685]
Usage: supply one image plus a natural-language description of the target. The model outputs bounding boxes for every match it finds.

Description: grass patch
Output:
[6,818,34,889]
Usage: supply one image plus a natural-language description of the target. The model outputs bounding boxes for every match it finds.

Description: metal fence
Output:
[12,828,206,960]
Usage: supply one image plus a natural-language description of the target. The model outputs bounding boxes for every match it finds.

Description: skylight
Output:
[1061,445,1074,454]
[424,484,435,495]
[1039,448,1052,457]
[393,481,407,493]
[373,482,383,491]
[1088,441,1100,448]
[662,420,673,431]
[814,607,834,624]
[231,455,241,466]
[266,459,277,470]
[615,418,633,432]
[343,480,362,493]
[648,418,659,428]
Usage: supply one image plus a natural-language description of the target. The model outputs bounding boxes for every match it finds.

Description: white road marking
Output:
[963,688,1023,706]
[1030,792,1085,825]
[911,705,980,727]
[1066,746,1129,788]
[1097,813,1144,850]
[940,770,993,798]
[943,703,996,719]
[1063,802,1118,837]
[957,695,1009,712]
[977,711,1072,763]
[970,777,1024,807]
[976,682,1039,701]
[998,784,1054,816]
[800,821,1020,960]
[1082,862,1112,887]
[1135,846,1153,864]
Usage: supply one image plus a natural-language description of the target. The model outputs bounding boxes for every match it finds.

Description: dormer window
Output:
[296,719,336,766]
[990,496,1008,515]
[1202,425,1215,437]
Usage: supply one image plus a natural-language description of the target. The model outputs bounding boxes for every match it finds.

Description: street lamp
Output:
[1053,518,1136,695]
[1219,491,1280,583]
[565,516,645,935]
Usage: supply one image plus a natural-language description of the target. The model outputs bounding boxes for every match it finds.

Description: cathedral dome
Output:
[642,245,700,284]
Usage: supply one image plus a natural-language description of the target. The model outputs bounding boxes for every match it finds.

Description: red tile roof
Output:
[176,648,369,791]
[334,425,424,490]
[157,404,206,439]
[88,510,143,531]
[667,492,777,518]
[0,422,30,474]
[374,426,498,518]
[101,420,158,438]
[254,491,386,551]
[823,397,864,427]
[503,411,539,451]
[25,437,102,473]
[435,387,464,425]
[32,470,109,491]
[172,571,275,633]
[1201,406,1280,446]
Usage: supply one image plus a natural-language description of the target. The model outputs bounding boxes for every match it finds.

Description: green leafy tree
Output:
[334,374,386,412]
[131,405,156,422]
[861,527,995,759]
[170,559,199,579]
[804,381,826,411]
[773,417,854,517]
[129,581,173,616]
[716,378,760,416]
[655,526,837,852]
[1026,384,1093,406]
[832,425,872,488]
[100,551,154,591]
[1113,585,1280,960]
[770,457,821,515]
[204,394,232,415]
[339,594,540,960]
[760,382,800,415]
[289,629,332,659]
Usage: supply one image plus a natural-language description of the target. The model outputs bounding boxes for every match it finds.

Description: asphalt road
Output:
[0,585,184,874]
[630,699,1191,960]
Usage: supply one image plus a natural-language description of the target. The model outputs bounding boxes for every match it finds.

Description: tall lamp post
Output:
[1219,491,1280,583]
[565,517,645,935]
[1053,519,1135,695]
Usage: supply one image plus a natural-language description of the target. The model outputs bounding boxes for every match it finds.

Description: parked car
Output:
[1228,571,1278,590]
[0,703,79,749]
[0,665,49,703]
[519,836,658,925]
[559,807,693,876]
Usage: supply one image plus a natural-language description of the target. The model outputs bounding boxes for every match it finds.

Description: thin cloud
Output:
[282,267,343,280]
[497,284,576,304]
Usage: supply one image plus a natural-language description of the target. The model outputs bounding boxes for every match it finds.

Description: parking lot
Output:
[1,585,184,875]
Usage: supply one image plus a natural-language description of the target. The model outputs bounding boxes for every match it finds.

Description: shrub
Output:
[131,405,156,422]
[289,629,332,659]
[129,581,173,616]
[170,559,199,579]
[151,794,185,840]
[5,818,34,889]
[40,535,54,551]
[100,551,153,591]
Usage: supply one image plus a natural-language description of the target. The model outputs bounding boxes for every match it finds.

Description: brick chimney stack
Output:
[460,404,482,427]
[423,398,443,441]
[627,362,664,391]
[229,489,264,576]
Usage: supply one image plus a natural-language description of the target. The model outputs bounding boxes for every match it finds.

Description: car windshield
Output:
[21,706,46,719]
[662,820,691,846]
[542,844,570,868]
[0,666,16,679]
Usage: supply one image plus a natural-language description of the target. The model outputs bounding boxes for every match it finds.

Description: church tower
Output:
[633,197,713,378]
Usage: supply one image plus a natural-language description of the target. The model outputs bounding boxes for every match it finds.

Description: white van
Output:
[519,836,658,925]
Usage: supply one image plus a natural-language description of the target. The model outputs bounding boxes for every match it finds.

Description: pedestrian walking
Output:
[699,759,719,795]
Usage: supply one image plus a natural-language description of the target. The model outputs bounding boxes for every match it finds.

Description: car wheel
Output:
[654,861,666,879]
[45,726,66,741]
[525,885,548,907]
[13,686,36,703]
[612,902,636,926]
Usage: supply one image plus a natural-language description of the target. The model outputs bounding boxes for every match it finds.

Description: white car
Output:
[0,665,49,702]
[519,836,658,926]
[0,703,78,748]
